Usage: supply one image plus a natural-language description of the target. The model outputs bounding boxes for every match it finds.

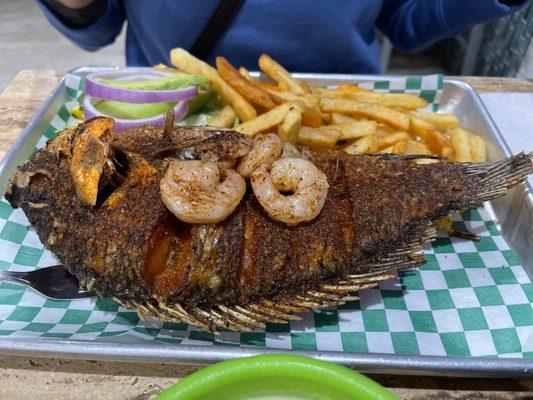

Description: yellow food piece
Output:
[235,102,294,136]
[259,54,310,94]
[377,132,410,149]
[411,111,459,131]
[343,135,378,155]
[329,90,428,110]
[321,121,377,141]
[450,127,487,162]
[208,105,237,128]
[330,112,361,125]
[170,48,257,121]
[320,98,410,131]
[404,140,432,155]
[297,126,341,150]
[278,108,302,144]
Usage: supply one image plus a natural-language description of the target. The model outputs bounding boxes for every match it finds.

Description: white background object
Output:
[480,92,533,187]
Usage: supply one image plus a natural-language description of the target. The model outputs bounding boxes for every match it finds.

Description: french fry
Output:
[238,66,252,80]
[314,86,370,99]
[314,88,336,97]
[172,50,475,157]
[450,127,472,162]
[291,100,323,128]
[216,56,278,109]
[411,111,459,131]
[376,126,396,139]
[153,64,179,73]
[377,131,410,149]
[235,102,293,136]
[255,80,284,92]
[356,92,427,110]
[320,89,427,110]
[263,89,299,102]
[259,92,321,127]
[259,88,318,108]
[441,145,455,160]
[469,134,487,162]
[391,140,407,155]
[404,140,432,155]
[258,54,309,94]
[322,121,377,141]
[301,107,323,127]
[278,108,302,144]
[254,89,321,125]
[320,98,410,131]
[300,80,313,94]
[297,126,341,150]
[271,92,322,112]
[409,115,451,155]
[343,135,378,155]
[330,113,360,125]
[450,127,487,162]
[300,94,320,110]
[336,83,371,93]
[378,145,395,154]
[321,113,332,124]
[170,48,257,121]
[208,105,237,128]
[409,115,433,135]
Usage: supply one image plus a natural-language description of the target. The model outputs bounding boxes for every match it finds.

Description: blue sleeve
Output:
[36,0,125,52]
[377,0,527,52]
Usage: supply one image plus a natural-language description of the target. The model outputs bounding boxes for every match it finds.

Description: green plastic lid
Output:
[157,354,397,400]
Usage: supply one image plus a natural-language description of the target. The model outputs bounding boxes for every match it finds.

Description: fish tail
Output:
[465,152,533,202]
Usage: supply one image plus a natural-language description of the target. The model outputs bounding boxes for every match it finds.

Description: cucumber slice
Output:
[96,73,208,91]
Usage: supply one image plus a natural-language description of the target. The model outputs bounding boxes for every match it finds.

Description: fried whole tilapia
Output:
[6,118,532,331]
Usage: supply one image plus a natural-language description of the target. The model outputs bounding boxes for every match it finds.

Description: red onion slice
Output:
[83,95,188,131]
[85,69,198,104]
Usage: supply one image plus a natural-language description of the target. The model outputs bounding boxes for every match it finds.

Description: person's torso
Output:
[123,0,384,73]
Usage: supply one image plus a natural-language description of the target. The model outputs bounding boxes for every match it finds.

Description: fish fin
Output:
[115,227,436,333]
[207,308,257,332]
[217,305,267,330]
[213,227,435,330]
[464,152,532,202]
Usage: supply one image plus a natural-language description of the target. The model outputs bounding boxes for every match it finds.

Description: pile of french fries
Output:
[169,48,486,163]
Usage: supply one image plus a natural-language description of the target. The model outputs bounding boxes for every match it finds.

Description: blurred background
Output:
[1,0,531,92]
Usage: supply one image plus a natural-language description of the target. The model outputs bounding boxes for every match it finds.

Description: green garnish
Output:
[94,100,176,119]
[96,73,208,91]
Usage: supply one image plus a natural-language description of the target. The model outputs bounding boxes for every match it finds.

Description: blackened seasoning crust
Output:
[6,121,532,330]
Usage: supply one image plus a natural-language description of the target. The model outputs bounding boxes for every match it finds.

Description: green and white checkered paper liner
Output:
[0,72,532,358]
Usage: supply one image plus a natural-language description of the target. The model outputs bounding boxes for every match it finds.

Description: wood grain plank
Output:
[0,69,61,159]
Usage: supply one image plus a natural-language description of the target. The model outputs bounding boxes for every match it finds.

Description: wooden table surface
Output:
[0,70,532,400]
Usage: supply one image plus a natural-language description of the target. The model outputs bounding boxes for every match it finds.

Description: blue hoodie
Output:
[37,0,525,73]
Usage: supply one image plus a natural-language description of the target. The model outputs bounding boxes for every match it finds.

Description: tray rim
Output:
[0,337,531,378]
[0,67,531,377]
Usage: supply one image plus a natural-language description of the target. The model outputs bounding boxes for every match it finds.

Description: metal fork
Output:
[0,265,96,300]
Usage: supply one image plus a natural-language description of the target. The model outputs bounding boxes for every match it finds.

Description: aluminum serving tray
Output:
[0,67,531,377]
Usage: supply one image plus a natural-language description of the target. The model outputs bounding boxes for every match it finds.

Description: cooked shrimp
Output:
[251,157,329,225]
[280,142,301,159]
[160,160,246,224]
[280,142,313,161]
[236,133,283,177]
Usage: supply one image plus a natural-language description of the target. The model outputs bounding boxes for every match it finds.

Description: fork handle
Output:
[0,270,30,286]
